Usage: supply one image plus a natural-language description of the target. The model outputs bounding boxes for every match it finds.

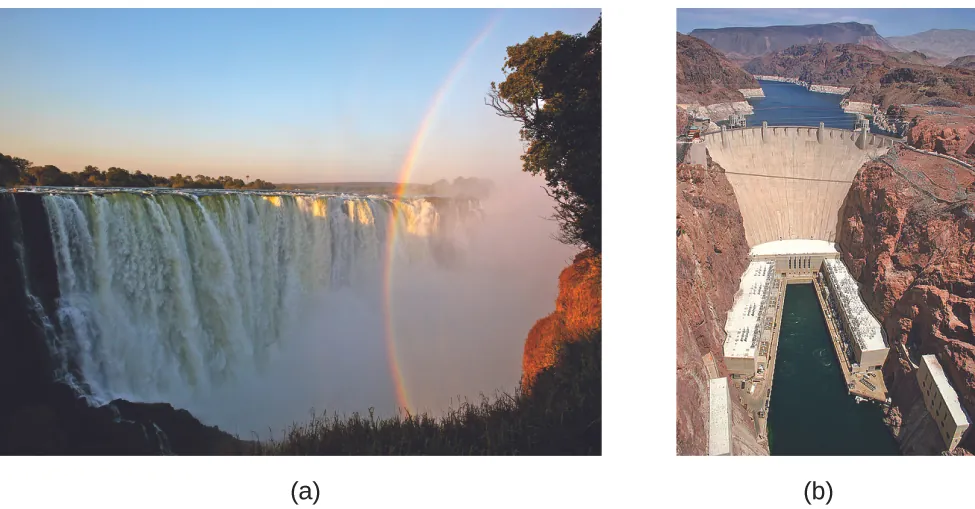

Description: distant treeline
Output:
[280,176,493,198]
[0,152,275,190]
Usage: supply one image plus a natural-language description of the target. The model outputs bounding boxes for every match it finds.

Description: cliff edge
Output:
[676,155,766,455]
[677,32,760,114]
[837,147,975,454]
[521,250,601,390]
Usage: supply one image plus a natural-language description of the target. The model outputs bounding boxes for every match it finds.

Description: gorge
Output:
[1,182,577,451]
[678,66,975,455]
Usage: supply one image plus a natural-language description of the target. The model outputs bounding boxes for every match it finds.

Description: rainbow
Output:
[382,12,502,414]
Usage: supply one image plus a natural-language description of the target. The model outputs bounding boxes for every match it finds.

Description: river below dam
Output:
[767,284,899,455]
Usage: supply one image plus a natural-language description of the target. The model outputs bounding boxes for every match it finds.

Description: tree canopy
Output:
[0,153,275,190]
[487,16,601,252]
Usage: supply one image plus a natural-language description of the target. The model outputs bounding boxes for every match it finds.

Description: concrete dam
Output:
[704,124,897,247]
[702,124,905,455]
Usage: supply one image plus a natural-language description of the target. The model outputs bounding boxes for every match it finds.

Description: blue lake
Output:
[740,80,882,132]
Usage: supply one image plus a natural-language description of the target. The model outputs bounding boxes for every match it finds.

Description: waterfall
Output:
[36,189,478,406]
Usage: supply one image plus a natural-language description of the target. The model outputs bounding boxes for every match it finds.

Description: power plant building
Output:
[723,260,776,376]
[917,354,971,453]
[821,259,888,372]
[749,239,839,277]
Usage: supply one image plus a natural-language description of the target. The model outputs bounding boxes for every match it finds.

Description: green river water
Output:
[767,284,900,455]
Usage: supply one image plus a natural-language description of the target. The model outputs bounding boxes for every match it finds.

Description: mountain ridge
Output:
[689,22,897,61]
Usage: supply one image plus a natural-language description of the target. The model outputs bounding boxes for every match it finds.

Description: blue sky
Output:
[0,8,600,183]
[678,9,975,37]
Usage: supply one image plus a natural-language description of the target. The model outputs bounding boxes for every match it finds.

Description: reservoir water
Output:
[744,80,884,133]
[767,284,899,455]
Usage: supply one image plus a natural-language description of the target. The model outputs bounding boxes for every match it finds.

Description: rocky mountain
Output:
[889,29,975,63]
[521,250,601,391]
[689,22,897,62]
[859,66,975,109]
[837,147,975,455]
[676,152,766,456]
[948,55,975,70]
[745,43,896,87]
[677,32,760,106]
[889,50,933,66]
[745,42,975,108]
[903,108,975,165]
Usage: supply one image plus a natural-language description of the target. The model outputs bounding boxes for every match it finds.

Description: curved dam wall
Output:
[704,125,897,247]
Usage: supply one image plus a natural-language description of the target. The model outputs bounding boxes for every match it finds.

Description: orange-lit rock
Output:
[521,250,601,391]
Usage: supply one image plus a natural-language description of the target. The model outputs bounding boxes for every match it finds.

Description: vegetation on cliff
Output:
[487,17,601,252]
[250,16,601,455]
[250,330,600,455]
[254,16,603,455]
[0,152,275,190]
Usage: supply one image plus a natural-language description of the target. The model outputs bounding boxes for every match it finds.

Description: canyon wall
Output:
[521,250,601,390]
[677,33,761,121]
[904,112,975,167]
[836,148,975,455]
[676,158,766,455]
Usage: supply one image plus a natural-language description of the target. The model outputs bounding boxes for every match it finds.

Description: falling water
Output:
[38,189,477,408]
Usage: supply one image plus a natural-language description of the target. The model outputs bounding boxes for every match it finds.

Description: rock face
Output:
[889,29,975,63]
[905,113,975,166]
[745,43,895,90]
[889,51,934,66]
[676,106,689,136]
[521,250,601,390]
[690,22,896,61]
[677,33,759,109]
[948,55,975,70]
[676,156,764,455]
[836,147,975,454]
[745,42,975,108]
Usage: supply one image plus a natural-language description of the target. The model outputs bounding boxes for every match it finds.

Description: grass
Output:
[247,329,601,455]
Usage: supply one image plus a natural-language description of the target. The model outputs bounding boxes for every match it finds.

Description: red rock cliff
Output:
[521,250,601,390]
[676,156,763,455]
[904,111,975,166]
[837,147,975,454]
[677,33,759,106]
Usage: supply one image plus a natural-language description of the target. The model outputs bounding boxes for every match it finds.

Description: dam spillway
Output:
[704,125,896,247]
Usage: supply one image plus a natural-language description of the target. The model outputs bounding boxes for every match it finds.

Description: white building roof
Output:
[709,377,732,456]
[921,355,971,427]
[723,260,775,360]
[822,258,887,352]
[750,239,839,257]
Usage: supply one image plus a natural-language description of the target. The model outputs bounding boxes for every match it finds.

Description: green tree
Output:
[105,167,132,187]
[487,16,601,252]
[0,153,31,187]
[79,165,104,186]
[28,165,75,186]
